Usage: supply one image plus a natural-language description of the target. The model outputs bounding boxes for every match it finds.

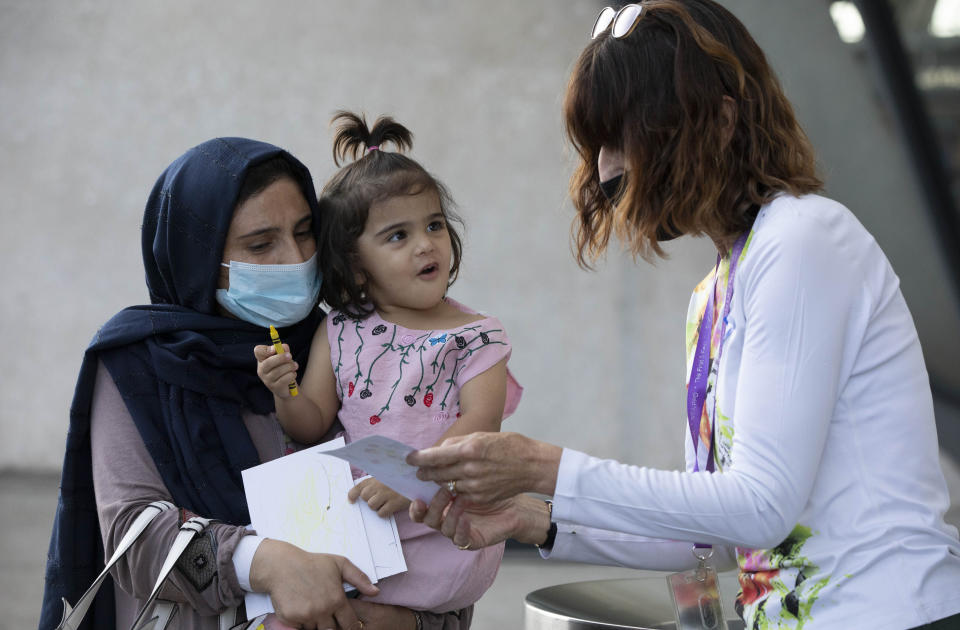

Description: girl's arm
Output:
[256,318,340,445]
[434,357,507,444]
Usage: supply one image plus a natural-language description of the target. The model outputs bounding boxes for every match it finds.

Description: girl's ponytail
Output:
[320,110,463,318]
[330,110,413,166]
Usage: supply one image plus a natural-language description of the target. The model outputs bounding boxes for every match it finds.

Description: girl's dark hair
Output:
[318,111,463,318]
[564,0,823,264]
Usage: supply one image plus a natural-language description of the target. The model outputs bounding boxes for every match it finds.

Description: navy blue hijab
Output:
[39,138,324,630]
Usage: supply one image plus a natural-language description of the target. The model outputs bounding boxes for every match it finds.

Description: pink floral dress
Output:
[326,298,522,612]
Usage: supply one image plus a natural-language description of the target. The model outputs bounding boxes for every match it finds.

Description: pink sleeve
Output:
[453,317,523,419]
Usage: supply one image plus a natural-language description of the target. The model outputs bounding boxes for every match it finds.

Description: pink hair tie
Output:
[367,145,379,153]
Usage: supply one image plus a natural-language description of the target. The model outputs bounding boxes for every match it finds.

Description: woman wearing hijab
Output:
[39,138,435,630]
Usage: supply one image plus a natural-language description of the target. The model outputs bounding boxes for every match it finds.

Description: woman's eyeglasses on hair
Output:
[591,4,645,39]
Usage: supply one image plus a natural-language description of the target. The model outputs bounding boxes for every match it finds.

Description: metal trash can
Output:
[524,575,745,630]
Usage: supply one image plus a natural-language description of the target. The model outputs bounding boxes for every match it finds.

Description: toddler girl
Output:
[255,111,522,620]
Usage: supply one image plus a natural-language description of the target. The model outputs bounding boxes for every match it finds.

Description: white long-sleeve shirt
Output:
[546,194,960,629]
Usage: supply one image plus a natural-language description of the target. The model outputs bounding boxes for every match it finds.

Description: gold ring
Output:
[447,480,457,495]
[457,542,471,550]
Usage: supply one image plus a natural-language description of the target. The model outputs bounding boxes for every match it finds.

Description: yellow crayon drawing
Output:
[276,460,366,558]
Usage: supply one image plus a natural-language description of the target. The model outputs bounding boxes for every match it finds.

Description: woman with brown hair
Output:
[408,2,960,628]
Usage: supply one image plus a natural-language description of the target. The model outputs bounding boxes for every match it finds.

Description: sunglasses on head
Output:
[591,4,645,39]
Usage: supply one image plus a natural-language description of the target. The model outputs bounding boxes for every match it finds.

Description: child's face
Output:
[354,189,452,316]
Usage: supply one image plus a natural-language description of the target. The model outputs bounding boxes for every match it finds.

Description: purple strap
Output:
[686,231,749,473]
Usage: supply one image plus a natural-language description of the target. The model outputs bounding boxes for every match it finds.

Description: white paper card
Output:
[323,435,441,502]
[241,438,406,617]
[355,476,407,580]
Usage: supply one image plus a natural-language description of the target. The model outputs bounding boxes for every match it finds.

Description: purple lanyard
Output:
[686,231,749,473]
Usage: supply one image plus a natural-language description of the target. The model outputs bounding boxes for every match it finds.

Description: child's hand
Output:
[348,478,411,517]
[254,343,299,399]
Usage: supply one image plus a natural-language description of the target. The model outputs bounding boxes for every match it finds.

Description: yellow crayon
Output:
[269,325,299,397]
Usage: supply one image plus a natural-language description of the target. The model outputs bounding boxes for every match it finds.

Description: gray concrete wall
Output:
[1,1,957,516]
[0,0,709,474]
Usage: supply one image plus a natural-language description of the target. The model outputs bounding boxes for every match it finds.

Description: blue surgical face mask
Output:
[215,252,321,328]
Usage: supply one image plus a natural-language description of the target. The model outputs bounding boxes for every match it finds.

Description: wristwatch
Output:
[535,500,558,551]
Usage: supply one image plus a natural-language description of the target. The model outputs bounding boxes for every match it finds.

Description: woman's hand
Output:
[254,343,299,398]
[406,432,563,504]
[348,478,411,518]
[249,538,378,630]
[409,490,553,550]
[349,600,417,630]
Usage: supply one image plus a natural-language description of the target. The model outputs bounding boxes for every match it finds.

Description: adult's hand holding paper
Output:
[323,435,442,502]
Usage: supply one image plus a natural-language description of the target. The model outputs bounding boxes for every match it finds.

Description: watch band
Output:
[535,500,558,550]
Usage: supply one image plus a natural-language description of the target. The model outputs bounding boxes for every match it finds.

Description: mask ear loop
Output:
[219,261,232,291]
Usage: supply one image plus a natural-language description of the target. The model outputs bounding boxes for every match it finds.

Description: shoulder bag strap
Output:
[128,517,242,630]
[130,516,210,630]
[56,500,175,630]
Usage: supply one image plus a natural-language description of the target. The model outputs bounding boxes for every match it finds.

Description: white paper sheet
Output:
[323,435,442,502]
[241,438,406,617]
[355,476,407,580]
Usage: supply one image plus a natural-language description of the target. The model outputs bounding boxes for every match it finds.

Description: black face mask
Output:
[599,173,626,205]
[598,173,680,242]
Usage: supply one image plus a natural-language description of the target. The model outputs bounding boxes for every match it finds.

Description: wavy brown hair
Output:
[565,0,822,265]
[318,111,463,318]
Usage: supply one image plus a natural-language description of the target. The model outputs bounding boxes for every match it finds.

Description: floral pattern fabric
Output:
[323,298,521,612]
[685,232,830,629]
[327,299,521,448]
